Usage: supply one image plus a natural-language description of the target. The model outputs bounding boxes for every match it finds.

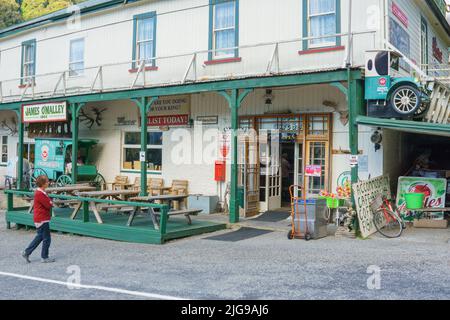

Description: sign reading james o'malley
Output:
[22,101,68,123]
[147,95,190,127]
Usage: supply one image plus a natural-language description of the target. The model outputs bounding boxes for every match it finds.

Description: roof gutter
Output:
[425,0,450,39]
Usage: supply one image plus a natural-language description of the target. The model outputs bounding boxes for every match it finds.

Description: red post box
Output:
[215,160,226,182]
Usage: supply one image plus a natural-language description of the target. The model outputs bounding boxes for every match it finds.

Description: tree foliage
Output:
[21,0,74,21]
[0,0,23,29]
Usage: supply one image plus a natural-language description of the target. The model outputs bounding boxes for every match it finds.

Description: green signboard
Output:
[22,101,67,123]
[396,177,447,220]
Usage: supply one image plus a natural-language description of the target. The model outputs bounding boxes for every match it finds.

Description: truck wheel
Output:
[389,85,421,116]
[56,175,73,187]
[414,102,429,118]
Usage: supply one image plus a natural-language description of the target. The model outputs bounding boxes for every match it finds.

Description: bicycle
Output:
[3,170,33,190]
[370,195,406,238]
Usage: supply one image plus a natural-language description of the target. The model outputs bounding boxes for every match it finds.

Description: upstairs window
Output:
[209,0,239,60]
[132,12,157,69]
[304,0,340,49]
[69,38,85,77]
[21,39,36,85]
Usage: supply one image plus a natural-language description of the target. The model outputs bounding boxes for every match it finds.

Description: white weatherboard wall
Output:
[66,85,383,200]
[0,84,384,195]
[389,0,450,76]
[0,0,384,100]
[0,111,19,181]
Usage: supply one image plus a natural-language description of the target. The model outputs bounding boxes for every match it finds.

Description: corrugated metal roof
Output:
[356,116,450,137]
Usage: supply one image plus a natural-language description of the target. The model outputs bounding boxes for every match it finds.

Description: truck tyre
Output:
[389,85,422,116]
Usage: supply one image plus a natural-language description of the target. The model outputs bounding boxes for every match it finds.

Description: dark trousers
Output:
[25,222,51,259]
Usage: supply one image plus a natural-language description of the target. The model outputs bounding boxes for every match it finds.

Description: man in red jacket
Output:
[22,175,55,263]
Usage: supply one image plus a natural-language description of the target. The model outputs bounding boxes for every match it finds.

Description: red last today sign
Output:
[147,114,189,126]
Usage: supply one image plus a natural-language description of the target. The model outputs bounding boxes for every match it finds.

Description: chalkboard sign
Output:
[353,176,391,238]
[389,18,410,72]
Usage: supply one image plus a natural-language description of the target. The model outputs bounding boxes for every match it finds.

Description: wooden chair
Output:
[107,175,129,191]
[131,177,161,193]
[130,177,141,191]
[164,180,188,210]
[148,178,164,196]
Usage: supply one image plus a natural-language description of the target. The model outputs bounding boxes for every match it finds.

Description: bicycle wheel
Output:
[373,208,403,238]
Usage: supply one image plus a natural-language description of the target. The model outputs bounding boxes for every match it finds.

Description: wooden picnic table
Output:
[47,185,97,194]
[130,194,188,204]
[27,185,97,214]
[70,189,141,224]
[127,194,201,229]
[75,189,140,200]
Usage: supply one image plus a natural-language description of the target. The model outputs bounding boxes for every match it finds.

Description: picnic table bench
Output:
[127,195,202,229]
[71,189,140,223]
[27,185,97,214]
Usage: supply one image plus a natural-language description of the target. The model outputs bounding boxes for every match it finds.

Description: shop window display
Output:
[122,131,163,172]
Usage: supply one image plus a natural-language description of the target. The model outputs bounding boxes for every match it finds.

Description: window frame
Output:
[20,39,36,86]
[121,130,163,173]
[1,136,8,165]
[132,11,157,69]
[302,0,341,50]
[420,16,429,71]
[208,0,239,61]
[69,38,85,77]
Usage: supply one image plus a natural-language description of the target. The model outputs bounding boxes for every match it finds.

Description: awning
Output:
[356,116,450,138]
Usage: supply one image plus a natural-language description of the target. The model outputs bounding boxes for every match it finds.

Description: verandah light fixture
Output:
[264,89,274,105]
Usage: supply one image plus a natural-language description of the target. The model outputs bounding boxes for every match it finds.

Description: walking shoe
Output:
[41,258,56,263]
[21,251,31,263]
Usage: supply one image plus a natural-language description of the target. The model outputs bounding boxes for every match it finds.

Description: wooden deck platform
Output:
[5,208,227,244]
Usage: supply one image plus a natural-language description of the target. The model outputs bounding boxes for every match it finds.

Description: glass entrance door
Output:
[293,142,304,198]
[259,131,281,212]
[238,134,260,217]
[305,141,329,197]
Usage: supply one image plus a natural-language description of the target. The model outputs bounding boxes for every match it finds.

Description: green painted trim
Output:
[336,0,341,47]
[132,11,157,69]
[302,0,308,50]
[131,96,159,196]
[71,103,85,184]
[330,81,347,97]
[208,0,214,61]
[20,39,36,86]
[6,209,227,244]
[217,88,252,224]
[420,16,429,67]
[348,77,364,204]
[208,0,239,60]
[302,0,341,50]
[0,70,362,110]
[356,116,450,136]
[15,109,24,189]
[0,164,7,167]
[235,0,240,58]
